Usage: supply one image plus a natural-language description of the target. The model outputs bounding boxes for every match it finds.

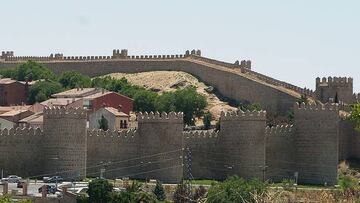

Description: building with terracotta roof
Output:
[83,91,133,114]
[0,78,29,106]
[0,109,33,129]
[89,106,130,130]
[52,87,134,114]
[40,98,83,108]
[52,88,101,98]
[18,112,44,129]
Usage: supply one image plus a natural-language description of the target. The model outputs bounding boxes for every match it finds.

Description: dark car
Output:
[44,176,63,183]
[17,180,26,188]
[38,185,57,194]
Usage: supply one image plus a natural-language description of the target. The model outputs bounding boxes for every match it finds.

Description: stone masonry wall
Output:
[86,129,139,179]
[183,131,224,180]
[0,128,43,177]
[294,103,340,185]
[265,125,295,182]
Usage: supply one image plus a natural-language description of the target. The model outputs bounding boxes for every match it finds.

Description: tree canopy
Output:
[58,71,91,89]
[349,103,360,132]
[0,60,55,81]
[28,80,63,103]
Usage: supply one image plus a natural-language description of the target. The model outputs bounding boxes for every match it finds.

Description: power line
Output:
[25,148,183,179]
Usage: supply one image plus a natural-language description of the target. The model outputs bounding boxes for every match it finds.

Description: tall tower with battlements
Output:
[315,77,354,104]
[42,107,87,180]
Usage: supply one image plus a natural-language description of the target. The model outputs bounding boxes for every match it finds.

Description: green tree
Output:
[173,87,207,125]
[155,92,176,112]
[58,71,91,89]
[87,179,113,203]
[133,90,157,112]
[334,92,339,103]
[28,80,63,104]
[297,94,309,105]
[203,111,212,130]
[206,176,268,203]
[153,180,166,201]
[349,103,360,132]
[98,115,109,131]
[239,103,262,112]
[0,60,55,81]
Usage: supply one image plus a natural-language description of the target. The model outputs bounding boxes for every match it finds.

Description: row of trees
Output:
[0,61,208,125]
[80,176,268,203]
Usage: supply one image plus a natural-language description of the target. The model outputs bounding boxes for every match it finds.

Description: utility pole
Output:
[185,148,193,203]
[259,165,268,182]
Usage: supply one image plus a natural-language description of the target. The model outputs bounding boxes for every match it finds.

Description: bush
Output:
[339,175,358,192]
[239,102,262,112]
[173,180,192,203]
[203,111,212,130]
[349,103,360,132]
[153,180,166,201]
[281,179,296,191]
[206,176,268,203]
[87,179,113,203]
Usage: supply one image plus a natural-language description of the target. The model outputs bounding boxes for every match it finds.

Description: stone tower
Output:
[42,107,87,180]
[136,112,184,183]
[219,110,267,180]
[294,103,340,185]
[315,77,354,104]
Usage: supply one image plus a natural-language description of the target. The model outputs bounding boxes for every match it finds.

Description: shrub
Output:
[206,176,268,203]
[87,179,113,203]
[153,180,166,201]
[202,111,212,130]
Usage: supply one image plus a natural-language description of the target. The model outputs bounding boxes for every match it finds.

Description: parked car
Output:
[1,175,22,183]
[68,187,88,194]
[43,176,63,183]
[38,185,57,194]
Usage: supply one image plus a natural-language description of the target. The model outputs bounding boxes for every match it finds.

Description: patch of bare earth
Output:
[106,71,237,123]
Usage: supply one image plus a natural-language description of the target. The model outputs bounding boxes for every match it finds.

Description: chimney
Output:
[118,105,122,112]
[101,88,105,94]
[77,87,80,91]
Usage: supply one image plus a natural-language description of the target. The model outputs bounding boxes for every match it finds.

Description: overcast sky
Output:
[1,0,359,92]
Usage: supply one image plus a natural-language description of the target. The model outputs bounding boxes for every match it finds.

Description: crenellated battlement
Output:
[220,110,266,121]
[0,127,43,136]
[316,77,353,87]
[87,128,137,138]
[183,130,219,139]
[0,51,14,59]
[43,106,87,119]
[295,102,340,112]
[137,112,183,122]
[265,125,293,135]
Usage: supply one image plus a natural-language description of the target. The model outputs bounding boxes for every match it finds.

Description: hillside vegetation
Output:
[106,71,237,121]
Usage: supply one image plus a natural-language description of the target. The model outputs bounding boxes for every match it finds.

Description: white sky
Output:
[1,0,359,92]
